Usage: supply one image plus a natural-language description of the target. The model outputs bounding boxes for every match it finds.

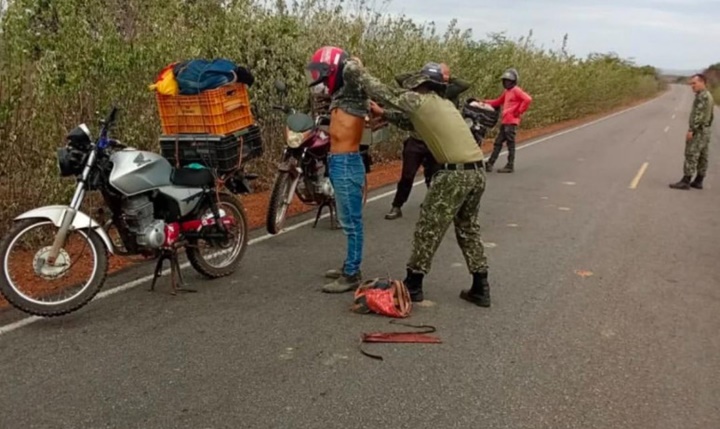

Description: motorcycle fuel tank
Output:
[109,150,173,196]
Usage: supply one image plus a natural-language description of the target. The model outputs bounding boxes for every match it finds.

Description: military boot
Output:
[497,163,514,173]
[403,269,425,302]
[460,272,491,307]
[385,206,402,220]
[690,175,705,189]
[669,176,691,190]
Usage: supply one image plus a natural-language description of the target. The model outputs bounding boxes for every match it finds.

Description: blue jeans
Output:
[328,152,365,276]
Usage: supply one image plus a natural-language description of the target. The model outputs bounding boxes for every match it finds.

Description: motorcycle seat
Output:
[171,167,215,188]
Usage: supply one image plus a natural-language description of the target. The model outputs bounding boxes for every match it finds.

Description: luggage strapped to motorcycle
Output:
[169,133,248,199]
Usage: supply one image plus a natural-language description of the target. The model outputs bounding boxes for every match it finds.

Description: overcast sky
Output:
[380,0,719,71]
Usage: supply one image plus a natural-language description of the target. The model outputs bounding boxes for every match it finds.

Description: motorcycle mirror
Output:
[274,79,288,95]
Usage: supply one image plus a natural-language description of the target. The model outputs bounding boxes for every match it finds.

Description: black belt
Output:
[439,161,484,171]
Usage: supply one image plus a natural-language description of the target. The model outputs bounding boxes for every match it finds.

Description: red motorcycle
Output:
[265,80,370,234]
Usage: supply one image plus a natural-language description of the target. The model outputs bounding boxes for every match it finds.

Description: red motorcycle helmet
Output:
[306,46,350,95]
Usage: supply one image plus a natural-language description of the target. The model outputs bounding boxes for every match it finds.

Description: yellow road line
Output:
[629,162,650,189]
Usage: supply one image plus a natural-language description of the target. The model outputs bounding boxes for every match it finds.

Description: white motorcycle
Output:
[0,107,255,317]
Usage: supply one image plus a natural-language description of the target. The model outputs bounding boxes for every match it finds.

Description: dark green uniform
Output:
[394,73,471,108]
[684,89,715,177]
[345,62,488,276]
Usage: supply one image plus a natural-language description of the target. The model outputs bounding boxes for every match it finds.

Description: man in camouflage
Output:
[384,63,471,220]
[346,60,492,307]
[670,73,715,190]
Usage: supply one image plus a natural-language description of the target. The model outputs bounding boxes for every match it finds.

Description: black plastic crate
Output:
[159,124,263,174]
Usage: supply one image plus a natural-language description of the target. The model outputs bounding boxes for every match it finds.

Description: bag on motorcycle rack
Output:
[465,100,500,128]
[153,59,256,135]
[351,277,412,318]
[173,58,255,95]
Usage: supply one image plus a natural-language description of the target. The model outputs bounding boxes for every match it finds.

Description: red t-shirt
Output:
[485,86,533,125]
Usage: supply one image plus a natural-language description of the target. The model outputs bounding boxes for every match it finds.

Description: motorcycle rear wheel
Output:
[187,193,248,279]
[0,219,108,317]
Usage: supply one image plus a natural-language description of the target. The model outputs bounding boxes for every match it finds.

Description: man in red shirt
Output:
[484,68,532,173]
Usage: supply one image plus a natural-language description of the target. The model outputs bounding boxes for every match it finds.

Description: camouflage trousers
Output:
[684,129,711,177]
[407,167,488,274]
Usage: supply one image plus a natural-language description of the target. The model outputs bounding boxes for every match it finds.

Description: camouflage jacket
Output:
[689,89,715,132]
[329,59,370,119]
[344,61,483,163]
[394,73,471,108]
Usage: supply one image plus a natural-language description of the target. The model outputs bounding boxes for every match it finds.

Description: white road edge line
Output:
[0,95,662,336]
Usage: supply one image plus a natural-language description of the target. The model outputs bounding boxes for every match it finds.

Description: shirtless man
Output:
[305,46,369,293]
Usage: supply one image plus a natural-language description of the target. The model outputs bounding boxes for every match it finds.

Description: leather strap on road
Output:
[360,321,442,361]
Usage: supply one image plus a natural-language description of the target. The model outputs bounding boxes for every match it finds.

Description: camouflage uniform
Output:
[394,73,471,108]
[345,62,488,276]
[384,73,471,216]
[329,64,370,118]
[684,89,715,177]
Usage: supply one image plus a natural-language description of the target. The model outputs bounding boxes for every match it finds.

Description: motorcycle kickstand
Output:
[148,249,196,295]
[169,250,196,295]
[313,203,327,229]
[149,253,165,292]
[329,202,340,230]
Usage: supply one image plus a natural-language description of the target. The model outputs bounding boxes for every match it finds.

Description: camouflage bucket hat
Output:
[402,73,447,90]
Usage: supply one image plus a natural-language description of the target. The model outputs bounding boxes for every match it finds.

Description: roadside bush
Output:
[0,0,663,235]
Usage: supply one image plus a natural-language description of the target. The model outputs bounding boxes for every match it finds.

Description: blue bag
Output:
[173,59,238,95]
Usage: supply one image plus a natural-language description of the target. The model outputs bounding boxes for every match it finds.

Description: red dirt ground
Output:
[0,97,654,309]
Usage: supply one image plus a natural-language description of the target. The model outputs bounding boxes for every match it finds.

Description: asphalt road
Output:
[1,84,718,429]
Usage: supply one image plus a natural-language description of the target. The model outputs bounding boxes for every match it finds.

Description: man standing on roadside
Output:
[484,68,532,173]
[306,46,369,293]
[669,73,715,190]
[384,63,471,220]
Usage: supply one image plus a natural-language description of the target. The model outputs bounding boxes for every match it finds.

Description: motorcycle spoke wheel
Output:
[0,219,108,317]
[187,194,248,279]
[266,172,294,234]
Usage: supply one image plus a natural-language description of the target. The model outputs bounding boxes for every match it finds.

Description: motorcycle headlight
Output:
[287,131,304,148]
[464,117,473,128]
[57,147,85,177]
[286,129,311,149]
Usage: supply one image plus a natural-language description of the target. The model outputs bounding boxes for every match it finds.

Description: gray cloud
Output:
[381,0,719,69]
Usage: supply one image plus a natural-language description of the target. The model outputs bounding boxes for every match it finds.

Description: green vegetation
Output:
[701,64,720,104]
[0,0,663,234]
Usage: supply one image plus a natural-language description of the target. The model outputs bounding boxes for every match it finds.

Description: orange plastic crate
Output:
[156,82,254,135]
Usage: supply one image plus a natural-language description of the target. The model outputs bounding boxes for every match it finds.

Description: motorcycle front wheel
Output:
[266,171,295,235]
[0,219,108,317]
